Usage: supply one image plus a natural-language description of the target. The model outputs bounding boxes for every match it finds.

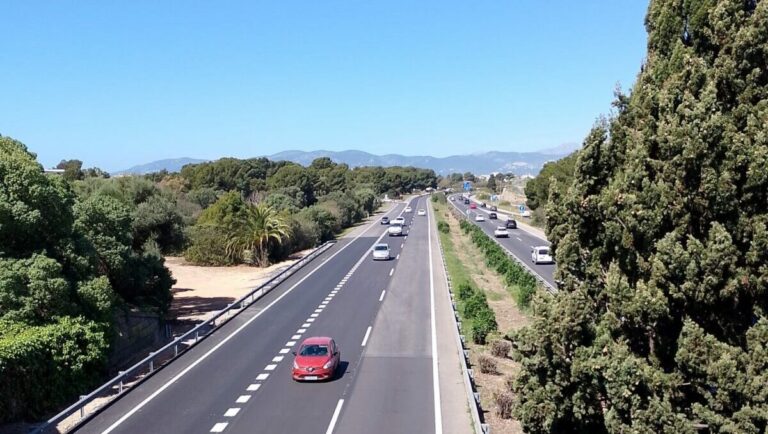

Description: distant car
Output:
[531,246,554,264]
[490,206,497,211]
[388,223,403,236]
[404,206,413,213]
[475,214,485,222]
[521,210,532,218]
[506,219,518,229]
[480,202,487,208]
[372,243,391,260]
[381,216,390,225]
[417,209,426,216]
[450,196,455,201]
[464,199,470,205]
[292,337,341,381]
[469,203,477,209]
[393,216,406,226]
[494,226,509,238]
[489,212,497,220]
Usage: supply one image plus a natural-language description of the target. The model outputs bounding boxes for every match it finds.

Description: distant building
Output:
[44,169,65,175]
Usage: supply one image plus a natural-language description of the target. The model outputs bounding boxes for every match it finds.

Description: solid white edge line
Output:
[379,289,386,301]
[361,326,372,346]
[99,205,403,434]
[428,200,444,434]
[324,399,345,434]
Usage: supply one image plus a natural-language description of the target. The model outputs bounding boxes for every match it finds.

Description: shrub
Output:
[494,390,514,419]
[455,281,476,300]
[477,353,498,374]
[437,221,450,234]
[490,339,512,358]
[478,193,490,200]
[471,308,498,344]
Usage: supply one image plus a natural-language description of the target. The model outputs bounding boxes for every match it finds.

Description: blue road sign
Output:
[463,181,472,191]
[519,204,525,211]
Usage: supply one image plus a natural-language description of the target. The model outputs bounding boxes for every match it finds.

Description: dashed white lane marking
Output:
[516,236,522,241]
[311,313,319,318]
[361,326,372,347]
[272,356,284,362]
[224,408,240,417]
[325,399,345,434]
[211,422,228,432]
[291,334,302,340]
[301,323,311,328]
[389,268,394,277]
[320,301,329,305]
[379,290,386,301]
[396,254,400,260]
[279,348,290,354]
[297,328,307,333]
[236,395,251,404]
[401,243,404,248]
[314,309,323,313]
[256,373,269,380]
[247,384,261,391]
[286,341,296,346]
[307,318,315,322]
[265,364,277,371]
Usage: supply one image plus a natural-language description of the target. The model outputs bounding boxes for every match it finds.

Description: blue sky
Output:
[1,1,649,171]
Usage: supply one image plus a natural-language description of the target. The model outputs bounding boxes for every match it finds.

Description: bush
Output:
[471,308,498,344]
[477,353,498,374]
[431,193,447,204]
[455,281,476,300]
[184,224,234,266]
[490,339,512,358]
[437,221,450,234]
[0,317,110,423]
[494,390,514,419]
[477,193,490,200]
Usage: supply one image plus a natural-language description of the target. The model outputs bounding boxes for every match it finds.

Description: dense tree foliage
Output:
[523,151,579,210]
[0,136,177,422]
[511,1,768,432]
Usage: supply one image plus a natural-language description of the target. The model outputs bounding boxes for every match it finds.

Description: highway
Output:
[73,196,458,434]
[447,194,557,288]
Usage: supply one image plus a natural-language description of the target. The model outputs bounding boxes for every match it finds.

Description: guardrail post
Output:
[149,352,156,372]
[119,371,126,393]
[195,330,199,343]
[79,396,86,417]
[174,343,178,357]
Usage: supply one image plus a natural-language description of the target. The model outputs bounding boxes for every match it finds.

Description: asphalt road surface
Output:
[447,194,556,288]
[73,196,447,434]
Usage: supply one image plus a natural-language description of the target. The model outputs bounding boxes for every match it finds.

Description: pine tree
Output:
[511,1,768,432]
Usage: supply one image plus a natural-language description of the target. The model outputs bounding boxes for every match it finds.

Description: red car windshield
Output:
[299,344,329,356]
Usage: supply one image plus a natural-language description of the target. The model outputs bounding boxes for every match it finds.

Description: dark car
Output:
[381,216,390,225]
[506,219,517,229]
[489,212,497,220]
[490,206,497,211]
[480,202,487,208]
[464,199,470,205]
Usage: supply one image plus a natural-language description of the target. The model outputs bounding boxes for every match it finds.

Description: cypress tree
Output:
[511,1,768,432]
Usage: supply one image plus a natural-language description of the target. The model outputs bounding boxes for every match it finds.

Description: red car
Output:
[292,337,341,381]
[469,203,477,209]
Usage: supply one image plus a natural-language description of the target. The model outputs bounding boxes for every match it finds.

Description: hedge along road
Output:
[72,195,442,434]
[448,194,557,288]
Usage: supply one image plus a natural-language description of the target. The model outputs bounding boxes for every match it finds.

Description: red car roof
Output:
[300,336,333,345]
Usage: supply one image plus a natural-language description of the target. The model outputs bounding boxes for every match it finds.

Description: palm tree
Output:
[225,202,290,266]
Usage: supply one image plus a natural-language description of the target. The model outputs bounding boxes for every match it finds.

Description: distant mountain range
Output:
[114,144,579,176]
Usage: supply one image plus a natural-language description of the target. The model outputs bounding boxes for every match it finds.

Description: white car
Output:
[531,246,554,264]
[393,216,406,226]
[404,206,413,213]
[388,224,403,236]
[372,243,391,260]
[475,214,485,222]
[417,209,426,216]
[493,226,509,238]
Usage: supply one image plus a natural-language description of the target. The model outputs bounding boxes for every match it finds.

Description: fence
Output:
[33,240,335,434]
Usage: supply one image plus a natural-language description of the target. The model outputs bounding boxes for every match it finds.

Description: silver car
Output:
[372,243,391,260]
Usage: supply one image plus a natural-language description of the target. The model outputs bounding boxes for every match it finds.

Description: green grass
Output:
[432,202,475,288]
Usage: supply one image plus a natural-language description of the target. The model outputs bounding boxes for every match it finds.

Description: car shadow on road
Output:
[335,361,351,380]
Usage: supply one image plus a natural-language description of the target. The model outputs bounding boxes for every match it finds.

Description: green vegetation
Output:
[523,151,578,211]
[458,220,538,308]
[511,2,768,432]
[0,136,176,423]
[432,202,497,344]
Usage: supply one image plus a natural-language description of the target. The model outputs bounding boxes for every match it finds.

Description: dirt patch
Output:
[165,250,311,333]
[443,208,530,433]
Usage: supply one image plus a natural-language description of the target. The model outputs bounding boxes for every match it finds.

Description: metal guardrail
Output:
[33,241,335,434]
[447,198,558,294]
[432,204,489,434]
